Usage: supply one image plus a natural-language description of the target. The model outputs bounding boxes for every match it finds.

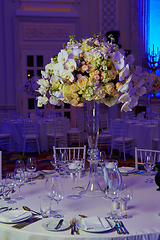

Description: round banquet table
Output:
[1,118,70,152]
[0,172,160,240]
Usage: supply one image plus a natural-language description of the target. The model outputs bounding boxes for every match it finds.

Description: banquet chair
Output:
[46,117,67,150]
[152,119,160,150]
[22,119,40,155]
[0,151,2,180]
[53,145,86,168]
[135,147,160,171]
[0,120,12,152]
[109,119,135,161]
[67,113,84,146]
[98,113,112,150]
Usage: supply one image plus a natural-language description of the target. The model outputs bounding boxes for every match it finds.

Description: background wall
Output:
[0,0,132,118]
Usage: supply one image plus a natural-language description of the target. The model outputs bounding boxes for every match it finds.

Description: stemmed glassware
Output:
[26,157,37,185]
[15,159,25,171]
[58,152,68,178]
[121,183,133,218]
[45,176,57,217]
[50,154,59,177]
[5,172,16,204]
[52,183,64,218]
[144,156,155,183]
[75,159,85,191]
[67,159,82,199]
[98,151,106,175]
[14,168,25,200]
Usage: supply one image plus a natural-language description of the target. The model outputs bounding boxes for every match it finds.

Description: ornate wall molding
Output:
[19,0,75,12]
[131,0,150,66]
[21,23,74,41]
[101,0,119,39]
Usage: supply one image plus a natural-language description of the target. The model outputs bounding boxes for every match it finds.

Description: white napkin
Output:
[0,210,31,223]
[82,216,110,230]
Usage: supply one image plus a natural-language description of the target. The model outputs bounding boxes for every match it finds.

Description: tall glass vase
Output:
[80,100,104,197]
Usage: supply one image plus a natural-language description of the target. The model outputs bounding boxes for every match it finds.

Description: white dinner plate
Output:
[77,217,115,233]
[39,170,55,175]
[119,167,135,174]
[24,171,39,179]
[42,219,70,231]
[0,210,32,224]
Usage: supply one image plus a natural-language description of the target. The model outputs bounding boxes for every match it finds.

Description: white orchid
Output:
[113,51,125,70]
[58,49,68,64]
[126,54,135,66]
[136,86,146,96]
[37,78,49,88]
[61,69,74,82]
[119,64,130,82]
[49,96,61,106]
[118,92,131,103]
[121,102,132,112]
[64,59,77,72]
[37,96,48,107]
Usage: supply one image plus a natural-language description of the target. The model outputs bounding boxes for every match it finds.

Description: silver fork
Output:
[120,221,129,234]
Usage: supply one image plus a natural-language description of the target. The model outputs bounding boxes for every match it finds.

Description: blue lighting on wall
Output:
[150,0,160,76]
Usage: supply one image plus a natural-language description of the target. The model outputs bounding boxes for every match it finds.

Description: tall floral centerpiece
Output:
[36,34,146,197]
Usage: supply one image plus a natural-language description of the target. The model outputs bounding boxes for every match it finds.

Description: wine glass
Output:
[14,168,25,200]
[53,183,64,218]
[58,152,68,178]
[50,154,59,177]
[45,176,57,217]
[26,157,37,185]
[67,159,82,199]
[75,158,85,191]
[15,159,25,171]
[5,172,16,204]
[121,183,133,218]
[144,156,155,183]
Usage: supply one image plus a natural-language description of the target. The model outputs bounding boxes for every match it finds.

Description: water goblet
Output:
[5,172,16,204]
[53,183,64,218]
[67,159,82,199]
[14,168,25,200]
[144,156,155,183]
[26,157,37,185]
[121,183,133,218]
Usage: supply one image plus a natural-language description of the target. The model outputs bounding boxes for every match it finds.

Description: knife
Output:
[54,219,64,229]
[120,221,129,234]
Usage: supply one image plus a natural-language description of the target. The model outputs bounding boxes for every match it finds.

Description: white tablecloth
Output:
[126,121,158,149]
[0,172,160,239]
[1,118,70,152]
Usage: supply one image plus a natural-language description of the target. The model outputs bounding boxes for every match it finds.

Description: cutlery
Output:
[79,214,87,218]
[70,220,74,235]
[114,221,123,234]
[120,221,129,234]
[12,217,41,229]
[72,218,79,235]
[22,206,41,216]
[54,219,64,230]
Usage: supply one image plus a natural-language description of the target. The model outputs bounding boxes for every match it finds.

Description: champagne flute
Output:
[121,183,133,218]
[14,168,25,200]
[53,183,64,218]
[5,172,16,204]
[75,158,85,191]
[26,157,37,185]
[144,156,155,183]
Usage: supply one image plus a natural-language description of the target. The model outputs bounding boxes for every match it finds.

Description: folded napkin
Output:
[81,216,110,230]
[0,210,31,223]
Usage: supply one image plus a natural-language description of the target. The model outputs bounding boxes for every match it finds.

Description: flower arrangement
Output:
[36,34,146,112]
[142,71,160,95]
[21,76,39,96]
